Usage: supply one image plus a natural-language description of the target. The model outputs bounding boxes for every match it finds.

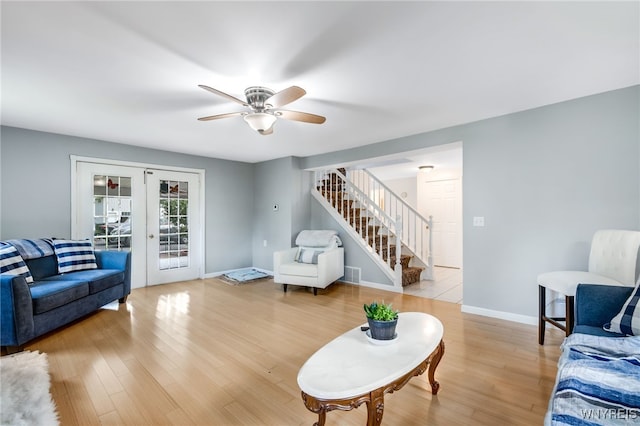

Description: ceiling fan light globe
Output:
[244,112,277,132]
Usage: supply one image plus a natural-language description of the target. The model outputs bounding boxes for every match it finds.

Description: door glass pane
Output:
[93,174,132,251]
[159,179,189,270]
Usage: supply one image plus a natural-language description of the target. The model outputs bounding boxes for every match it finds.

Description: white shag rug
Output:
[0,351,59,426]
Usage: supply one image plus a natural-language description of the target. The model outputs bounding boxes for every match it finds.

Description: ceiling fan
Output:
[197,85,326,135]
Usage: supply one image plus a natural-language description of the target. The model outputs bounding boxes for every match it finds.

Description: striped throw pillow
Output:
[296,248,322,264]
[0,242,34,283]
[604,282,640,336]
[52,239,98,273]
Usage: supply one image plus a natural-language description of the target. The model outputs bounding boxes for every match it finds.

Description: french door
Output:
[74,160,203,288]
[145,169,201,285]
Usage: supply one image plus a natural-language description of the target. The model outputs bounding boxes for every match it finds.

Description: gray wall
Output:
[252,157,294,269]
[310,197,393,286]
[291,157,312,246]
[252,156,313,270]
[303,86,640,318]
[0,126,255,274]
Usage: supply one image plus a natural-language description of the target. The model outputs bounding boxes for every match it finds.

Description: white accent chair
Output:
[538,229,640,344]
[273,230,344,296]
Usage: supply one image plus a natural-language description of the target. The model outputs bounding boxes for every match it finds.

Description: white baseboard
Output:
[341,279,403,293]
[204,266,274,279]
[461,304,538,326]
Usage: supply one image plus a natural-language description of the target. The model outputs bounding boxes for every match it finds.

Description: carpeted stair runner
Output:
[321,171,423,286]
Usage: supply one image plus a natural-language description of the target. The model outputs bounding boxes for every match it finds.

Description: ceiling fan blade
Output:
[265,86,306,108]
[198,85,248,106]
[197,112,244,121]
[277,110,326,124]
[258,127,274,136]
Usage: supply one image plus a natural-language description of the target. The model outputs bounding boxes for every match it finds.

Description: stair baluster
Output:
[347,169,434,282]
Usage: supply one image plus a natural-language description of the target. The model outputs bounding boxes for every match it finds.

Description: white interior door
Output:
[421,178,462,268]
[145,169,202,285]
[75,162,146,288]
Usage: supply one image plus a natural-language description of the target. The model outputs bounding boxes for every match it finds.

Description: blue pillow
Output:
[52,239,97,273]
[0,242,34,283]
[604,283,640,336]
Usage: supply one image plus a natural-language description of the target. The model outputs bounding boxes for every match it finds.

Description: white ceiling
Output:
[2,1,638,164]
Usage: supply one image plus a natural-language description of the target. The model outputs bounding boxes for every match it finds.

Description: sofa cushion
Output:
[296,248,322,264]
[0,243,34,284]
[42,269,124,294]
[574,325,625,337]
[24,255,59,280]
[29,281,89,314]
[52,239,98,273]
[278,262,318,278]
[604,282,640,336]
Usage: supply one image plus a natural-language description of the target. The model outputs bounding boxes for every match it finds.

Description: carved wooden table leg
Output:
[365,388,385,426]
[302,392,325,426]
[313,410,325,426]
[428,339,445,395]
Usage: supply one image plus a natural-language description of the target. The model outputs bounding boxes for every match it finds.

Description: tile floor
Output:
[403,266,463,304]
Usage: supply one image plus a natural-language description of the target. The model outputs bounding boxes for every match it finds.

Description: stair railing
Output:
[348,169,433,280]
[313,169,403,287]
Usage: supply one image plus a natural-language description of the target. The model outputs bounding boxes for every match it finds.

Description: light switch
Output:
[473,216,485,227]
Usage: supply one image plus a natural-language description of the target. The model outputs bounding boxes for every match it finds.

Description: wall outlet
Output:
[473,216,485,227]
[263,240,267,247]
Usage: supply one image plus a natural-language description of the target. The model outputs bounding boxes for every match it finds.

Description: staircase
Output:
[313,168,433,288]
[348,168,434,280]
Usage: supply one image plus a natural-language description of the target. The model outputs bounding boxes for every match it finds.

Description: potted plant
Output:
[364,301,399,340]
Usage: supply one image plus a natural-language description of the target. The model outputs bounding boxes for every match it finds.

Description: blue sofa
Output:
[545,283,640,425]
[1,249,130,351]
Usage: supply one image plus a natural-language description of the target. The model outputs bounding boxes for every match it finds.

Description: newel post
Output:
[394,215,403,287]
[425,215,434,281]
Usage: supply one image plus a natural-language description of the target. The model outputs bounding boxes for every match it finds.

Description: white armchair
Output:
[273,230,344,295]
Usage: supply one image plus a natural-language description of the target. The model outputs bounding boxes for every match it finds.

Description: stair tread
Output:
[401,266,424,286]
[389,256,414,270]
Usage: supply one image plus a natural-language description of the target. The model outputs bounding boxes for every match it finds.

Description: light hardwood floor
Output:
[24,278,565,425]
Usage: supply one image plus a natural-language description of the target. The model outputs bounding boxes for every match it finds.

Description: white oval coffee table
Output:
[297,312,445,425]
